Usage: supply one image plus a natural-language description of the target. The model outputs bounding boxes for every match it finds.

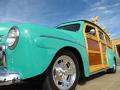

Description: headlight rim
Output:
[7,26,19,49]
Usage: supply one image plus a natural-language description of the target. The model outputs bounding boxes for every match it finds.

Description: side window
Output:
[85,25,96,36]
[57,24,80,32]
[99,31,104,40]
[106,37,110,45]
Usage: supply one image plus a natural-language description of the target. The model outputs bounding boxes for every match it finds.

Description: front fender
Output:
[6,23,90,79]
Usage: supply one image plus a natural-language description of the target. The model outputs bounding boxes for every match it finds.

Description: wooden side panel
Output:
[101,43,106,52]
[89,53,102,65]
[101,43,107,64]
[87,38,102,65]
[87,38,100,51]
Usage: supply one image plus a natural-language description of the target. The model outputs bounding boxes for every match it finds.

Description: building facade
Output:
[112,38,120,60]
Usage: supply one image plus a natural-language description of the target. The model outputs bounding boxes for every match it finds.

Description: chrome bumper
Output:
[0,45,20,86]
[0,68,20,86]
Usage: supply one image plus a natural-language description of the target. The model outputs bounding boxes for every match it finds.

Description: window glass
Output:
[85,26,96,36]
[99,31,104,40]
[106,37,110,45]
[57,24,80,32]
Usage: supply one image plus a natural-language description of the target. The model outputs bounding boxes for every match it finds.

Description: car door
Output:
[98,29,108,68]
[84,23,103,73]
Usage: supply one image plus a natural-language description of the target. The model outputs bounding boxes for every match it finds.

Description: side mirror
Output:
[90,29,96,35]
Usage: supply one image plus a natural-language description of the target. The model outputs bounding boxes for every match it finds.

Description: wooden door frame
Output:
[97,29,109,68]
[83,23,104,73]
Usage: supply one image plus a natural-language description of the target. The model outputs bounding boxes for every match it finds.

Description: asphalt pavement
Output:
[0,66,120,90]
[76,66,120,90]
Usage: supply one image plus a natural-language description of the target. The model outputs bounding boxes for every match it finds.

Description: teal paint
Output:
[107,48,115,68]
[4,22,90,79]
[0,21,112,80]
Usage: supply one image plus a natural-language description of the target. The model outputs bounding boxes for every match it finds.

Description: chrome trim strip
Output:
[40,35,86,48]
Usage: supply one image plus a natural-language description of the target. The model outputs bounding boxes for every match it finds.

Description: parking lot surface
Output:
[76,66,120,90]
[0,66,120,90]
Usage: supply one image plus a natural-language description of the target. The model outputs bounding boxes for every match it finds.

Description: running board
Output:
[90,68,108,75]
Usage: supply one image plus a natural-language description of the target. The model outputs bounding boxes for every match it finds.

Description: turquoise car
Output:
[0,20,116,90]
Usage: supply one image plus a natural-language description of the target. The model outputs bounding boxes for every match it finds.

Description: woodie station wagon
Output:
[0,17,116,90]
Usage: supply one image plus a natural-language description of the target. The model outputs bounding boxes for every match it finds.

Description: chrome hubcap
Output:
[52,55,76,90]
[113,63,116,70]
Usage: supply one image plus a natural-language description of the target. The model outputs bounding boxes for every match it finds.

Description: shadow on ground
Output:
[0,71,107,90]
[78,71,106,85]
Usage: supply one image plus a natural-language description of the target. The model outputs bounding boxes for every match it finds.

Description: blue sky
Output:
[0,0,120,38]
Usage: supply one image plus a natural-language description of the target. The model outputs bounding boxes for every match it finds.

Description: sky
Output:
[0,0,120,38]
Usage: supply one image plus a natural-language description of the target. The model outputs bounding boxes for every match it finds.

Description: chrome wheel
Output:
[107,60,117,73]
[52,55,76,90]
[113,63,116,71]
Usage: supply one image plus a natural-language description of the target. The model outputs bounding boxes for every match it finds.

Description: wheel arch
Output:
[55,46,85,77]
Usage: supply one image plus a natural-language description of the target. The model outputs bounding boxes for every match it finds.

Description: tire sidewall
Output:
[47,50,79,90]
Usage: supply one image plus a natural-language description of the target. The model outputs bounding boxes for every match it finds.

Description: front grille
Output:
[0,49,3,66]
[0,47,2,51]
[0,46,6,67]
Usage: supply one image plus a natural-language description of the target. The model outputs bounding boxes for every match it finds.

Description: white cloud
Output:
[113,3,120,7]
[0,0,51,24]
[103,10,113,14]
[91,6,107,11]
[0,17,24,23]
[94,1,102,6]
[72,0,120,38]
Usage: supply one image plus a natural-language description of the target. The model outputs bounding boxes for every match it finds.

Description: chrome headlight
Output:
[7,27,19,49]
